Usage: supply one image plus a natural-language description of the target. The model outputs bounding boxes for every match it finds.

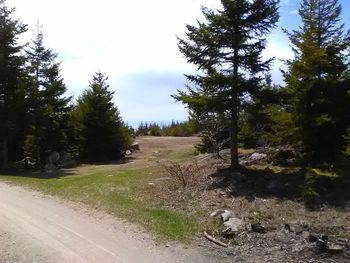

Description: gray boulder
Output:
[223,217,244,233]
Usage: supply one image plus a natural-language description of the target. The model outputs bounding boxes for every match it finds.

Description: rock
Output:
[326,243,344,254]
[210,209,226,218]
[285,223,308,236]
[223,217,244,233]
[248,153,267,162]
[22,157,36,169]
[221,210,235,222]
[290,224,304,234]
[303,232,319,243]
[336,238,349,246]
[251,223,267,234]
[210,209,235,222]
[316,239,328,252]
[125,150,132,156]
[130,142,140,151]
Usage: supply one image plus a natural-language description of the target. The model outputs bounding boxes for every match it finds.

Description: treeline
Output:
[176,0,350,169]
[0,0,131,168]
[136,121,197,137]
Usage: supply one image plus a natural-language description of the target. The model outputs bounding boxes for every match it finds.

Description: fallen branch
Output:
[203,231,228,248]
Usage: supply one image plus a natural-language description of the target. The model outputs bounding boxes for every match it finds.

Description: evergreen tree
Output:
[344,127,350,158]
[283,0,350,162]
[73,72,130,162]
[284,0,349,82]
[175,0,279,169]
[0,0,27,168]
[24,23,71,163]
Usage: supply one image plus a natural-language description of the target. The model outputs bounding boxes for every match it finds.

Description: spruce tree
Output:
[283,0,350,162]
[74,72,129,162]
[0,0,27,168]
[24,23,71,163]
[175,0,279,169]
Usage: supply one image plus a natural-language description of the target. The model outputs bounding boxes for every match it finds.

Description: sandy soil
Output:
[0,151,217,263]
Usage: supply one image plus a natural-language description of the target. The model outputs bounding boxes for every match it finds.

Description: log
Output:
[203,231,228,248]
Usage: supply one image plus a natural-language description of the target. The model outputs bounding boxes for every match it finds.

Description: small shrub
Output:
[164,160,205,188]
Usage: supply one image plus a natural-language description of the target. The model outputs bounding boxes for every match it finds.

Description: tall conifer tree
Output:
[0,0,27,168]
[24,23,71,162]
[283,0,350,162]
[175,0,279,169]
[73,72,129,162]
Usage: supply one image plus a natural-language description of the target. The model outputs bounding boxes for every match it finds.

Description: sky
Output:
[6,0,350,127]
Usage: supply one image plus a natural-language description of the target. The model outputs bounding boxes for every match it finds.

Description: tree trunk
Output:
[230,97,239,170]
[230,60,240,169]
[1,137,8,169]
[230,16,240,171]
[229,0,240,171]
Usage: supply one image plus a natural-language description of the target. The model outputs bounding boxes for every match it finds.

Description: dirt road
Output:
[0,182,211,263]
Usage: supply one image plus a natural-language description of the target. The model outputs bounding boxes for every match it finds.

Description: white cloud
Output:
[263,33,294,84]
[7,0,294,122]
[280,0,291,6]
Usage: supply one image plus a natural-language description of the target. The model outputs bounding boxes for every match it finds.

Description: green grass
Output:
[310,168,339,178]
[0,148,199,242]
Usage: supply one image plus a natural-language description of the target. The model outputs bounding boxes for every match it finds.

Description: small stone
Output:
[327,243,343,254]
[210,209,225,218]
[284,223,304,234]
[336,238,349,246]
[249,153,267,162]
[221,210,235,222]
[316,239,328,252]
[284,224,291,232]
[305,232,319,243]
[251,223,266,234]
[223,217,244,233]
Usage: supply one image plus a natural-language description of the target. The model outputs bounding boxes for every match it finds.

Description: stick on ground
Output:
[203,231,228,248]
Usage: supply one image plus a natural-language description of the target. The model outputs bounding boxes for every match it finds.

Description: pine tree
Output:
[0,0,27,168]
[175,0,279,169]
[73,72,130,162]
[24,23,71,163]
[284,0,349,82]
[283,0,350,162]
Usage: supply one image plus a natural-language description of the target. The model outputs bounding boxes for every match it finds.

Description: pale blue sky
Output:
[7,0,350,126]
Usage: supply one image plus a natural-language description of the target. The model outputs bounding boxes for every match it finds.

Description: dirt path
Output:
[0,182,212,263]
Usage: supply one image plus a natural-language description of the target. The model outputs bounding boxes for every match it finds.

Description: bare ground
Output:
[0,182,218,263]
[137,138,350,263]
[2,136,350,263]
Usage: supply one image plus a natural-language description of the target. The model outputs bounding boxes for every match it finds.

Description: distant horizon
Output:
[125,119,189,129]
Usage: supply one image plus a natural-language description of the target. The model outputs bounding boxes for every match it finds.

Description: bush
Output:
[164,160,205,188]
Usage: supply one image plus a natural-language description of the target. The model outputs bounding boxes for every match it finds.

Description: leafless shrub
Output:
[164,160,207,188]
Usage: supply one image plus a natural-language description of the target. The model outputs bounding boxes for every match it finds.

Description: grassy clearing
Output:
[0,137,200,242]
